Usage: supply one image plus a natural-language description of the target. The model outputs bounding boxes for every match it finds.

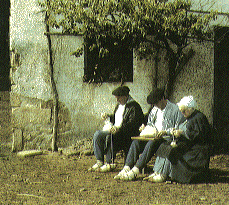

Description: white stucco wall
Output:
[191,0,229,26]
[10,0,51,101]
[50,35,153,136]
[9,0,153,146]
[172,41,214,123]
[192,0,229,12]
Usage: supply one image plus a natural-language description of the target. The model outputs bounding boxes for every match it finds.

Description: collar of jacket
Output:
[114,95,134,112]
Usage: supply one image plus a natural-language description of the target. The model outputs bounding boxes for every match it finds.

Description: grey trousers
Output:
[125,139,163,170]
[93,130,113,164]
[153,156,172,177]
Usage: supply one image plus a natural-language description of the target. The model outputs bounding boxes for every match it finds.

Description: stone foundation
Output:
[0,91,11,144]
[10,92,73,151]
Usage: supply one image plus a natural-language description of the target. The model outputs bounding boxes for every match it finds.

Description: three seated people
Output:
[114,87,185,181]
[89,86,211,184]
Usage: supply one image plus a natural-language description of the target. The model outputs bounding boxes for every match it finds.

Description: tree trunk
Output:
[45,12,59,152]
[165,47,195,99]
[166,52,178,99]
[153,50,160,89]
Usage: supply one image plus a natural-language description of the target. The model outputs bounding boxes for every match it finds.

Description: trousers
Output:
[125,139,163,170]
[153,156,172,176]
[93,130,113,164]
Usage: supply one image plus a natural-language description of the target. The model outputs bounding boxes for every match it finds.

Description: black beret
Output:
[147,88,165,105]
[112,86,130,96]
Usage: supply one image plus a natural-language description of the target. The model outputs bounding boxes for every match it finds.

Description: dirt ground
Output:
[0,144,228,205]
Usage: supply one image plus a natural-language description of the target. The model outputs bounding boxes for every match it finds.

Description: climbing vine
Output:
[40,0,217,95]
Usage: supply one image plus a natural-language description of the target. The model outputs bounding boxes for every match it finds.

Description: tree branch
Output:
[175,48,195,79]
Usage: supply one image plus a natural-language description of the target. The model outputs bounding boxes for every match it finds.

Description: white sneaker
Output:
[88,160,103,171]
[99,163,116,173]
[114,166,131,180]
[149,173,166,183]
[143,172,158,181]
[120,167,139,181]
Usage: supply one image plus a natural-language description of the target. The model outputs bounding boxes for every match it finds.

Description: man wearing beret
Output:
[89,85,144,172]
[114,87,185,181]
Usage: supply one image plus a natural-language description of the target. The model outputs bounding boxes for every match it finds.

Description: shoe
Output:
[143,172,158,181]
[88,160,103,171]
[120,167,139,181]
[99,163,116,173]
[148,173,166,183]
[114,166,131,180]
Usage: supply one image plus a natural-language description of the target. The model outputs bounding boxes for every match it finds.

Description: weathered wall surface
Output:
[143,41,214,123]
[172,41,214,123]
[10,0,53,151]
[49,35,154,146]
[9,0,216,150]
[0,92,11,144]
[9,0,153,150]
[192,0,229,27]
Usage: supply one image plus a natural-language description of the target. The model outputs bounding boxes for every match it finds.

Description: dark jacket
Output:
[108,96,144,153]
[156,110,211,183]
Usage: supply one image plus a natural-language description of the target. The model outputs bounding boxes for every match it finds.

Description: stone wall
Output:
[171,41,214,123]
[9,0,154,150]
[48,34,154,144]
[10,0,52,151]
[10,93,73,151]
[11,95,52,151]
[0,92,11,144]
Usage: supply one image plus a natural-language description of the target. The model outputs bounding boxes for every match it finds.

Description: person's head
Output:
[177,96,196,118]
[112,86,130,105]
[147,88,167,110]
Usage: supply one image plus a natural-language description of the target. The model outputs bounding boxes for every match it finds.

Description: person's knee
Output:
[147,140,155,146]
[144,140,156,151]
[131,139,140,147]
[93,130,102,142]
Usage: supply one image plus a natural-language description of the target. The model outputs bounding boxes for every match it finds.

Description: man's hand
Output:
[172,129,183,138]
[110,126,119,134]
[101,113,108,121]
[155,130,167,139]
[139,124,146,132]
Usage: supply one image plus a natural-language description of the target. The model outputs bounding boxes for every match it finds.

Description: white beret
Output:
[177,96,197,108]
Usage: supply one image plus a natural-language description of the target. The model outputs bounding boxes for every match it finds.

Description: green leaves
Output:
[70,47,84,57]
[42,0,216,59]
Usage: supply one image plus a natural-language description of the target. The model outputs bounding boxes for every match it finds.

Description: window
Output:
[83,37,133,83]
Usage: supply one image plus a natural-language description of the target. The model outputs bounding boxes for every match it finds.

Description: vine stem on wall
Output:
[45,11,59,152]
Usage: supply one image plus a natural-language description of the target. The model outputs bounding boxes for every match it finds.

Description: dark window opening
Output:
[84,37,133,83]
[0,0,11,91]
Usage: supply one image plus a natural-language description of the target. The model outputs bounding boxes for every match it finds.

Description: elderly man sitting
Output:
[89,86,144,173]
[144,96,211,183]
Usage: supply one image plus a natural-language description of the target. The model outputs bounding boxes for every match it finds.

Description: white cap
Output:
[177,96,197,108]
